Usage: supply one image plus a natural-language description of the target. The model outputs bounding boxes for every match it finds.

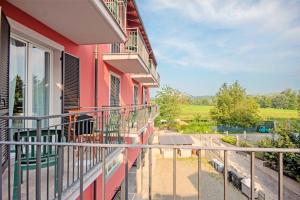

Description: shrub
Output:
[221,136,237,145]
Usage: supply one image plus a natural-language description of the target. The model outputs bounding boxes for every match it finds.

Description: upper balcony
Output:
[103,27,151,74]
[7,0,127,44]
[132,59,160,88]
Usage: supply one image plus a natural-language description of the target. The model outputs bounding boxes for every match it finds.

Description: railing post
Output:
[223,150,228,200]
[278,152,283,200]
[148,147,152,200]
[36,119,42,200]
[198,149,201,200]
[80,146,84,200]
[124,148,129,200]
[58,145,64,200]
[0,142,2,200]
[251,152,255,200]
[102,148,106,200]
[16,130,21,200]
[173,148,176,200]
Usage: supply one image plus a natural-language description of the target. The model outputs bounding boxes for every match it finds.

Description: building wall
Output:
[1,1,150,110]
[1,1,153,199]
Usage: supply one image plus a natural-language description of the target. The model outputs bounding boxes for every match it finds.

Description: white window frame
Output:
[9,18,65,117]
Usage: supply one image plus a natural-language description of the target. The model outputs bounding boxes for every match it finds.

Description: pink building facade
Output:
[0,0,159,199]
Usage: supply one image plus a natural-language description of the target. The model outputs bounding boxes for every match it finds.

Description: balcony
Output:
[103,27,150,74]
[132,59,160,88]
[0,105,158,199]
[7,0,127,44]
[1,138,299,199]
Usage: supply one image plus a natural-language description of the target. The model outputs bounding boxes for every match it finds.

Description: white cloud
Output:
[150,0,300,43]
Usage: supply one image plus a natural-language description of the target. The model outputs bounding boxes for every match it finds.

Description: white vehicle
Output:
[241,178,259,199]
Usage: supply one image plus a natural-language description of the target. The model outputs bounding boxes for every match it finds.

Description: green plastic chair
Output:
[13,129,62,200]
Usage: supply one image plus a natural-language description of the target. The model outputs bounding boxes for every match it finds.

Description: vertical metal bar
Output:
[102,148,106,200]
[149,147,152,200]
[0,143,2,200]
[124,148,128,200]
[278,152,283,200]
[57,145,63,200]
[26,129,29,200]
[198,149,201,200]
[8,134,11,200]
[80,146,84,200]
[16,130,21,200]
[223,150,228,200]
[46,129,50,200]
[251,152,255,200]
[140,150,143,194]
[36,119,42,200]
[93,179,97,200]
[173,148,176,200]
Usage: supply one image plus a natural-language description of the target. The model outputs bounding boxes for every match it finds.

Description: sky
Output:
[136,0,300,96]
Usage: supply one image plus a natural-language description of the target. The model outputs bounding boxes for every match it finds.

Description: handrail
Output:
[0,141,299,153]
[0,104,158,120]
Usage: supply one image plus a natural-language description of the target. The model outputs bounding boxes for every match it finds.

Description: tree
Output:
[211,81,261,128]
[155,86,181,128]
[298,91,300,117]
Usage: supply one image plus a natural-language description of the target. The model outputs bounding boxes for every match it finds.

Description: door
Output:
[0,8,10,167]
[9,37,51,128]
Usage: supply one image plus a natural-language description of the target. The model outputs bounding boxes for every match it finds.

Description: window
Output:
[110,74,120,106]
[143,87,148,104]
[133,85,138,105]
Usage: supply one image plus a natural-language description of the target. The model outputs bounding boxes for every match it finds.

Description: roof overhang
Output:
[8,0,126,44]
[103,53,149,74]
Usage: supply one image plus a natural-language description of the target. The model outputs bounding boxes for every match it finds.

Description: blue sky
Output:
[136,0,300,96]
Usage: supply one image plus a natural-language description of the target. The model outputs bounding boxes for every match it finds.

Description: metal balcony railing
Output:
[103,0,126,31]
[0,141,299,200]
[0,105,158,199]
[110,28,150,68]
[149,59,160,85]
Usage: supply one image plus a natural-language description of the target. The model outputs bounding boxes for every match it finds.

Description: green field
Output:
[179,104,299,121]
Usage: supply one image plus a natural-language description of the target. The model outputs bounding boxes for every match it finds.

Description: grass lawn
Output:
[179,104,299,121]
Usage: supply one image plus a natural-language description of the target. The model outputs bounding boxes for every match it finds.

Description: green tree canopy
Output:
[210,81,261,128]
[155,86,181,128]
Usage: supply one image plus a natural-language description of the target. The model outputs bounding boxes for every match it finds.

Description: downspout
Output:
[94,45,99,131]
[94,45,99,108]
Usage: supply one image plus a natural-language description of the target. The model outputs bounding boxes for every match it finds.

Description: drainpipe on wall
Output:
[94,45,99,131]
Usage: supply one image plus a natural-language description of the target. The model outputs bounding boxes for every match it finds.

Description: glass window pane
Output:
[9,38,26,128]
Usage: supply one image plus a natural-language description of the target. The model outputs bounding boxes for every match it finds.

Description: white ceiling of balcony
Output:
[103,54,149,74]
[131,74,155,83]
[8,0,126,44]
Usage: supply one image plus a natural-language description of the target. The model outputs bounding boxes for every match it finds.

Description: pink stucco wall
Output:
[1,2,152,199]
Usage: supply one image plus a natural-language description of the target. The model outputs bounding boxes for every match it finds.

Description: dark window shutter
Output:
[134,86,138,105]
[110,75,120,106]
[63,53,80,112]
[0,8,10,167]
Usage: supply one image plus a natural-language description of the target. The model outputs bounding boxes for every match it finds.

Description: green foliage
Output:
[211,82,261,128]
[155,86,181,129]
[257,128,300,182]
[221,136,237,145]
[298,91,300,117]
[239,140,253,147]
[178,114,214,134]
[255,89,299,110]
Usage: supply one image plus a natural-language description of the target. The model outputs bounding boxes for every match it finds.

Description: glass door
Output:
[9,37,27,128]
[9,36,51,128]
